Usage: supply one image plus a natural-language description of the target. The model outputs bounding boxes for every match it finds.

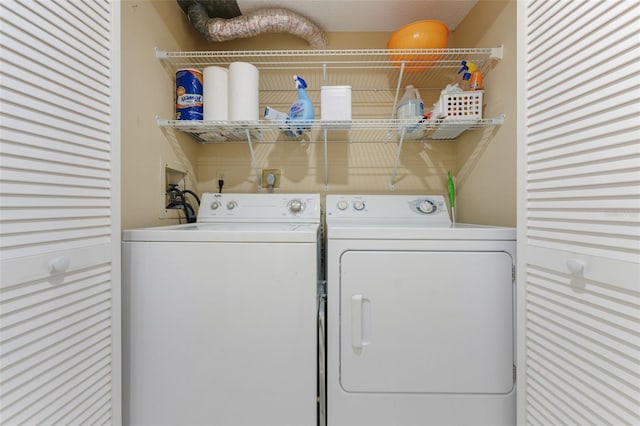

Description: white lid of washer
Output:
[122,221,320,242]
[122,193,321,242]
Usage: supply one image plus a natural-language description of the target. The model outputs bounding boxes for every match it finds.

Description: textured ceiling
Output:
[238,0,479,32]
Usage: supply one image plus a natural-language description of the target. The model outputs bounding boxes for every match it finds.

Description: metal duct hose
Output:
[181,2,328,49]
[177,0,241,19]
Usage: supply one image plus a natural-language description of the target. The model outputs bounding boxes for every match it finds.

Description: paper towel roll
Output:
[228,62,259,121]
[203,66,229,121]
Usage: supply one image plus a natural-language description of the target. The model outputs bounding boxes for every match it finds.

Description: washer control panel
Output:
[198,193,320,222]
[326,195,451,223]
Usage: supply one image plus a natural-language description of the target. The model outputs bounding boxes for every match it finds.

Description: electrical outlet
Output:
[217,170,225,180]
[261,169,281,188]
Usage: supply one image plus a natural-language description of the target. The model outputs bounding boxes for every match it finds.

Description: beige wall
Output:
[121,0,202,229]
[451,0,517,226]
[121,0,516,228]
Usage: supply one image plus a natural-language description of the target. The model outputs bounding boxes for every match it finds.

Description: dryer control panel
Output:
[326,195,451,224]
[198,193,320,222]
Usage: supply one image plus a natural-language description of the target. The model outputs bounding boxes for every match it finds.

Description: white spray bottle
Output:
[397,85,423,119]
[397,85,424,139]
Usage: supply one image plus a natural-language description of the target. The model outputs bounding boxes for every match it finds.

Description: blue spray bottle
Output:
[285,75,314,137]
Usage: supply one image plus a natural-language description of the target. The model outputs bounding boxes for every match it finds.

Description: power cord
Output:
[218,178,224,193]
[266,172,276,193]
[182,189,200,206]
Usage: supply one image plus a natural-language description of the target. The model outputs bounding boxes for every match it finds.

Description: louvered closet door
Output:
[0,1,121,424]
[517,1,640,425]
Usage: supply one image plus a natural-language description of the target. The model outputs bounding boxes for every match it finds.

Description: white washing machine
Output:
[325,194,516,426]
[122,193,321,426]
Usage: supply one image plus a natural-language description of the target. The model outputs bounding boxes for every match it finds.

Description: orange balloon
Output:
[387,20,449,72]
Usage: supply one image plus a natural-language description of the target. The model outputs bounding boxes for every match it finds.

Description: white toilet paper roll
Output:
[228,62,259,121]
[203,66,229,121]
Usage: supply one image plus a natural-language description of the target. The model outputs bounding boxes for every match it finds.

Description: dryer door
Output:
[340,250,514,394]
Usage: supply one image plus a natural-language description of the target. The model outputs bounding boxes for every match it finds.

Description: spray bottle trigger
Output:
[294,75,307,89]
[458,60,469,75]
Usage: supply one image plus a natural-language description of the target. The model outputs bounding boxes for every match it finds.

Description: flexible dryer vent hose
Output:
[184,3,328,49]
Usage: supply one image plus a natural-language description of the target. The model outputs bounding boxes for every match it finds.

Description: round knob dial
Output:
[288,199,305,214]
[416,199,436,214]
[210,201,221,210]
[336,200,349,211]
[226,201,237,210]
[353,201,366,211]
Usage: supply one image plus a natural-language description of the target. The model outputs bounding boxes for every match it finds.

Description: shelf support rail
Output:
[390,128,406,191]
[386,61,406,142]
[245,129,262,191]
[323,129,329,191]
[154,47,168,59]
[391,61,406,115]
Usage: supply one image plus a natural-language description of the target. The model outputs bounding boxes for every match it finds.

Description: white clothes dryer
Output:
[325,194,516,426]
[122,193,321,426]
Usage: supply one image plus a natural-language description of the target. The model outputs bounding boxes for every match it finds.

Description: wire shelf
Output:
[156,47,505,191]
[157,117,505,143]
[156,47,502,91]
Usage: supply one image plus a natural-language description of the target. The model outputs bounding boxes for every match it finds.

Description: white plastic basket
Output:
[441,91,483,118]
[430,90,484,139]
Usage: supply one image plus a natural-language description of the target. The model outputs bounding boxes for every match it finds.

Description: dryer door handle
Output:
[351,294,364,349]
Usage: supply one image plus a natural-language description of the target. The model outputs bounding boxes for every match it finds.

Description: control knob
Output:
[288,199,305,214]
[416,199,437,214]
[227,201,237,210]
[336,200,349,211]
[210,201,221,210]
[353,201,366,211]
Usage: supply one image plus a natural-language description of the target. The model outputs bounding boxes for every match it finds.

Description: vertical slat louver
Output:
[526,265,639,424]
[0,0,119,424]
[520,0,640,424]
[525,0,640,263]
[0,0,112,260]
